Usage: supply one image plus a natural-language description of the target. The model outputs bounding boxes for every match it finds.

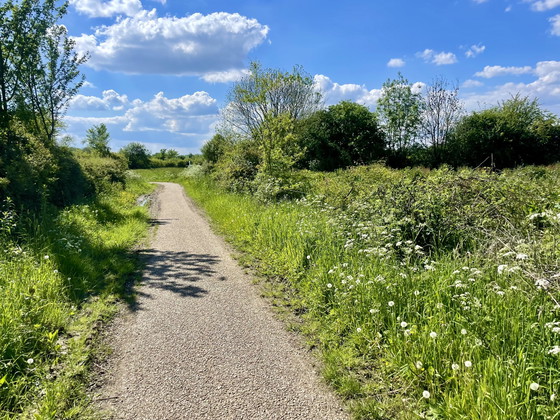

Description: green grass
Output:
[139,165,560,420]
[0,173,153,419]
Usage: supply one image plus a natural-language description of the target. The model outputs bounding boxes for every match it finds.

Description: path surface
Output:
[97,182,348,419]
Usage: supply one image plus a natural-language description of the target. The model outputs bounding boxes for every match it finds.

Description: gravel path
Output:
[97,182,348,420]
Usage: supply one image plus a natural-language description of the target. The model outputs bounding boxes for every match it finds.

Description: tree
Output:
[201,133,233,165]
[377,73,422,158]
[298,101,386,170]
[447,95,559,168]
[121,142,151,169]
[420,77,462,165]
[223,62,321,173]
[84,123,111,157]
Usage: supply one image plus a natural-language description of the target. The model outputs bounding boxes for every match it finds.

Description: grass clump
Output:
[0,173,152,418]
[142,165,560,419]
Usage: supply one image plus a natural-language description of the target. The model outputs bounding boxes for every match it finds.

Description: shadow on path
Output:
[130,249,223,311]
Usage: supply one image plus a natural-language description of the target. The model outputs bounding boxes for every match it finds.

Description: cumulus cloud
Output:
[69,0,143,18]
[387,58,405,68]
[71,10,269,77]
[417,49,458,65]
[313,75,382,107]
[66,90,219,136]
[201,69,250,83]
[474,65,533,78]
[462,79,484,88]
[465,44,486,58]
[463,60,560,114]
[526,0,560,11]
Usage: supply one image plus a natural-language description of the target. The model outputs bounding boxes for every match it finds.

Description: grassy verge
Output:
[0,172,153,419]
[140,165,560,419]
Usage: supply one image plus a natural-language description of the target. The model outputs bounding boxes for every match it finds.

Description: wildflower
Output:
[43,255,49,260]
[53,269,58,274]
[452,363,460,371]
[516,253,528,260]
[464,360,472,368]
[415,361,423,369]
[530,382,539,391]
[414,290,420,296]
[429,331,437,339]
[306,255,311,260]
[548,346,560,355]
[452,270,460,275]
[27,358,34,364]
[369,308,377,314]
[404,329,411,336]
[400,321,408,328]
[356,327,362,333]
[326,283,333,289]
[388,301,395,307]
[422,390,430,399]
[497,265,508,275]
[461,329,467,335]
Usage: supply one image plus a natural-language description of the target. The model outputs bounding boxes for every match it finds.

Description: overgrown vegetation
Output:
[151,166,560,419]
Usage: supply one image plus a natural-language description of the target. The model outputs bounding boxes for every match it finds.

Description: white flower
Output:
[306,255,311,260]
[422,390,430,399]
[369,308,377,314]
[548,346,560,355]
[27,358,34,364]
[497,264,508,275]
[516,253,528,260]
[415,361,423,369]
[452,363,460,371]
[530,382,539,391]
[400,321,408,328]
[53,269,58,274]
[326,283,333,289]
[464,360,472,368]
[414,290,420,296]
[43,255,49,260]
[356,327,362,333]
[461,329,467,335]
[430,331,437,339]
[388,301,395,307]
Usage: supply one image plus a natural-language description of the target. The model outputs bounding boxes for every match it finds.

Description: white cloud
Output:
[201,69,250,83]
[472,0,489,3]
[526,0,560,11]
[70,89,129,111]
[387,58,405,68]
[69,0,143,18]
[313,75,382,107]
[551,14,560,34]
[474,65,533,78]
[66,90,219,135]
[463,60,560,114]
[417,49,458,65]
[71,10,269,77]
[462,79,484,88]
[465,44,486,58]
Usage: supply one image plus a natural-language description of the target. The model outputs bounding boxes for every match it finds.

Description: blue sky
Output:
[61,0,560,154]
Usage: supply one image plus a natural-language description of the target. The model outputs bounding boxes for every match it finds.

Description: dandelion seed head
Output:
[356,327,362,333]
[388,301,395,307]
[464,360,472,368]
[461,328,467,335]
[415,361,423,369]
[422,390,430,399]
[27,358,34,364]
[43,255,49,260]
[430,331,437,339]
[414,290,420,296]
[530,382,539,391]
[452,363,459,371]
[400,321,408,328]
[326,283,333,289]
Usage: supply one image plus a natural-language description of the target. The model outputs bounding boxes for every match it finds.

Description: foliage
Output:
[0,174,151,417]
[212,138,261,192]
[377,73,422,160]
[84,123,111,157]
[121,142,151,169]
[163,165,560,419]
[201,133,233,166]
[298,101,386,171]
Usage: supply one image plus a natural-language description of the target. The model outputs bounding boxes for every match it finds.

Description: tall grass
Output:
[155,165,560,419]
[0,173,152,418]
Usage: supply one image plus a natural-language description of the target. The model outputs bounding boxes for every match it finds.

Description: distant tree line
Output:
[201,63,560,199]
